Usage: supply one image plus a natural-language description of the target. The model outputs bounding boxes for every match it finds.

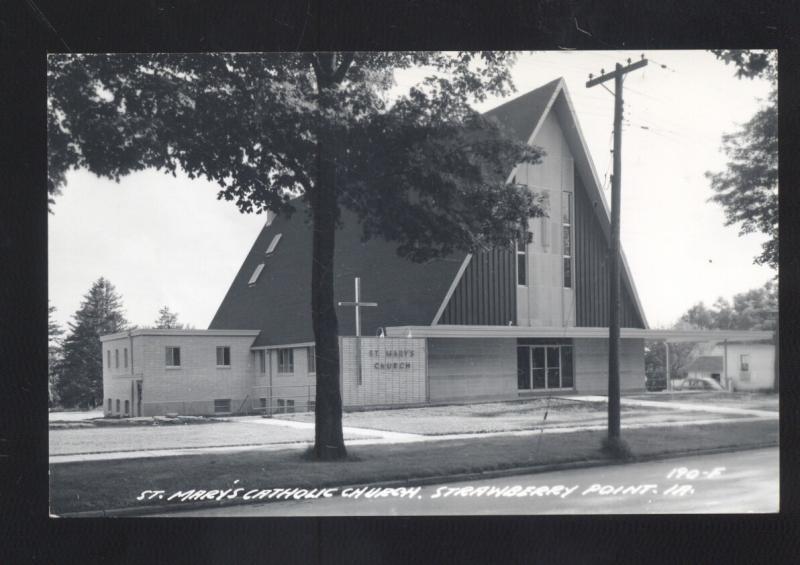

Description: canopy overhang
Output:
[384,325,773,343]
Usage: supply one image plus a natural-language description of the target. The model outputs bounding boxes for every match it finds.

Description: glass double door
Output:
[517,344,573,390]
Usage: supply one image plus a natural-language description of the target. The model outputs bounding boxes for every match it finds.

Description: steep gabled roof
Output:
[209,77,650,345]
[488,77,649,328]
[483,78,562,144]
[209,202,468,347]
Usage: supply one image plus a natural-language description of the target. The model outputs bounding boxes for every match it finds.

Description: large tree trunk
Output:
[311,55,347,460]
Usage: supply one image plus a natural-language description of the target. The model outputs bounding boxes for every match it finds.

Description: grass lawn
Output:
[50,419,378,456]
[49,419,777,515]
[274,397,745,435]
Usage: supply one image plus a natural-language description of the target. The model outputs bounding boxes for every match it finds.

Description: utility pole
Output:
[587,56,648,444]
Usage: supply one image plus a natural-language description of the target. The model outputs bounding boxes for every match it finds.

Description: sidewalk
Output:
[569,395,778,419]
[50,397,777,464]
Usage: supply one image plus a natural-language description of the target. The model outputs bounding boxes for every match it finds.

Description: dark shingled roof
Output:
[209,203,467,347]
[483,78,561,143]
[685,356,724,373]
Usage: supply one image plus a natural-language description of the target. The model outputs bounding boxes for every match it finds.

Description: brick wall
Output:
[427,338,518,402]
[265,344,316,413]
[101,335,142,417]
[573,338,645,394]
[341,337,426,407]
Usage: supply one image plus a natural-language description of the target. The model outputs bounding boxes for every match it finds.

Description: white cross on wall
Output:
[337,277,378,337]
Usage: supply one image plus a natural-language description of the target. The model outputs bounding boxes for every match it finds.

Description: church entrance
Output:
[517,340,574,391]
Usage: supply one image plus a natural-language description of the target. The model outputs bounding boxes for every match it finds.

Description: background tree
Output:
[48,303,64,407]
[707,50,777,269]
[680,281,777,330]
[47,52,545,459]
[154,306,184,329]
[55,277,128,409]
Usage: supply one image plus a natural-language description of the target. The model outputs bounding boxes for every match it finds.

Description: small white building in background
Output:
[682,340,776,391]
[711,340,776,391]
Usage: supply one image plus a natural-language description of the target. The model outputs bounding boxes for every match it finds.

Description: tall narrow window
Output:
[740,354,750,372]
[259,350,266,373]
[562,191,573,288]
[124,348,128,368]
[216,346,231,367]
[115,349,119,368]
[107,350,111,368]
[265,233,283,255]
[277,348,294,373]
[248,263,266,286]
[307,346,316,374]
[165,346,181,367]
[516,232,530,286]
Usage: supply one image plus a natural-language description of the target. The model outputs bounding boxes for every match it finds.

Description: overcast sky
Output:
[48,50,776,331]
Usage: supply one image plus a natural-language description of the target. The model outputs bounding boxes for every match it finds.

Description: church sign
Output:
[340,337,427,407]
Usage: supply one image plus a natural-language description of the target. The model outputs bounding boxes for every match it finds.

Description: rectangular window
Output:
[307,346,316,374]
[516,232,530,286]
[517,346,531,389]
[277,398,285,414]
[277,348,294,373]
[165,346,181,367]
[286,399,295,414]
[116,399,120,413]
[517,344,574,390]
[561,346,574,388]
[259,397,267,409]
[259,350,266,373]
[740,354,750,372]
[214,399,231,413]
[216,346,231,367]
[107,350,111,368]
[124,400,129,415]
[265,233,283,255]
[115,349,119,368]
[248,263,266,286]
[107,398,112,412]
[124,348,128,368]
[308,400,315,413]
[562,192,573,288]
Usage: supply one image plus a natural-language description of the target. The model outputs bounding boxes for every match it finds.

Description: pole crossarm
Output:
[586,58,648,88]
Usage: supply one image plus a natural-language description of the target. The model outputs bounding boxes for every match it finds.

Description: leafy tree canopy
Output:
[679,280,777,331]
[48,52,545,261]
[707,49,777,269]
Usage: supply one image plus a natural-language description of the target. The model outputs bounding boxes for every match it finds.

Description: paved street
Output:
[159,447,778,516]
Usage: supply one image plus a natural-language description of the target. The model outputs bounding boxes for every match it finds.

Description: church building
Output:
[100,78,772,418]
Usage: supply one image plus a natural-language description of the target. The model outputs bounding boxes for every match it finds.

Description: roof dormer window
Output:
[265,233,282,255]
[248,263,265,286]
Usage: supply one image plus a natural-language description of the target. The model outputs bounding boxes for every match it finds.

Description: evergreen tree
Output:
[48,303,64,407]
[154,306,183,329]
[55,278,128,408]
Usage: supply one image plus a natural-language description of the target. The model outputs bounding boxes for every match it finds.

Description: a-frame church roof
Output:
[209,78,648,346]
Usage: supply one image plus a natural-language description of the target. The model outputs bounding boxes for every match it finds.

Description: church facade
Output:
[102,77,653,417]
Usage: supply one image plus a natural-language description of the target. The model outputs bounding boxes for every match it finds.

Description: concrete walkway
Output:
[49,398,776,464]
[569,396,778,419]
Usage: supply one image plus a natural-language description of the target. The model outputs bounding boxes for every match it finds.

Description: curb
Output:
[55,441,778,518]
